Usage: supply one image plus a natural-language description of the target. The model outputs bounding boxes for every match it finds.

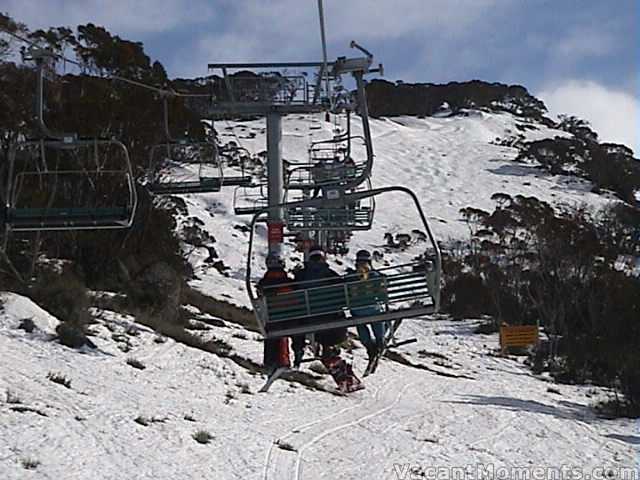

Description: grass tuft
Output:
[126,357,146,370]
[47,372,71,389]
[21,458,40,470]
[192,430,214,444]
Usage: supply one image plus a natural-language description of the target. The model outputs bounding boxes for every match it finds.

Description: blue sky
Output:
[3,0,638,152]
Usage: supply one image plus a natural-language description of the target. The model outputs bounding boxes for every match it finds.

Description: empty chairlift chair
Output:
[6,137,137,231]
[284,180,375,232]
[233,183,268,216]
[5,49,137,232]
[147,94,223,195]
[148,140,223,194]
[217,144,255,188]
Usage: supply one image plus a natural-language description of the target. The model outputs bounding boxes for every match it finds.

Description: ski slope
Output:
[179,111,613,307]
[0,293,637,479]
[1,110,637,479]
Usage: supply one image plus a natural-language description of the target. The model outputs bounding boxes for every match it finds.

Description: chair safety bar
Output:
[256,262,437,338]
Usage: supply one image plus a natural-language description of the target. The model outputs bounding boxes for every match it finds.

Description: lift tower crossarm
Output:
[208,61,331,69]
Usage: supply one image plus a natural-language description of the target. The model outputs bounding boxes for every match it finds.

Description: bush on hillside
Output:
[31,270,92,348]
[454,195,640,414]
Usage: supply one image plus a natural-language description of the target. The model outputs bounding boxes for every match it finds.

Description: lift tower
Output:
[207,54,378,261]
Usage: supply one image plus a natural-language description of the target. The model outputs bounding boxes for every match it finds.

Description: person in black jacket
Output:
[293,246,347,350]
[294,246,362,392]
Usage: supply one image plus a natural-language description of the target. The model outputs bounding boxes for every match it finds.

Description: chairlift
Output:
[217,143,256,187]
[208,64,330,114]
[6,138,137,231]
[285,111,372,192]
[324,230,352,255]
[245,186,441,338]
[147,95,224,195]
[233,183,268,216]
[5,52,137,232]
[284,180,375,232]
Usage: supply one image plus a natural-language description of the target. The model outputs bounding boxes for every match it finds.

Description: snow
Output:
[177,111,611,306]
[0,296,637,478]
[0,292,59,335]
[1,110,637,479]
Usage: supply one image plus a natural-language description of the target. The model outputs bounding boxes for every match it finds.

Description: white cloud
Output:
[555,27,616,60]
[538,80,639,155]
[4,0,216,35]
[173,0,510,81]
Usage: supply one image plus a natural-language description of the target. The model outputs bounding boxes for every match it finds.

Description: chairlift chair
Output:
[4,50,138,232]
[246,186,441,338]
[217,144,256,187]
[148,140,223,194]
[6,138,137,231]
[233,183,268,215]
[285,114,370,192]
[147,95,224,195]
[284,180,375,232]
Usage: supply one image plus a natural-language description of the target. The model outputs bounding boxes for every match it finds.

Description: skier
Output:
[257,254,293,375]
[348,249,388,362]
[294,245,362,392]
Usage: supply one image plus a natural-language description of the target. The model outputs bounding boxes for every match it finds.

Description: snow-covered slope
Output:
[2,111,637,479]
[0,293,636,479]
[179,111,612,306]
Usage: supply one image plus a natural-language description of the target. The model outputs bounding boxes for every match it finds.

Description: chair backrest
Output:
[347,275,388,309]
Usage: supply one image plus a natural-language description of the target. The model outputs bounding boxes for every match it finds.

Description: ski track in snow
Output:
[263,380,388,480]
[293,379,418,480]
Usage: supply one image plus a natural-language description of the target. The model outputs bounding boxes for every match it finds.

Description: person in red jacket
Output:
[258,254,293,374]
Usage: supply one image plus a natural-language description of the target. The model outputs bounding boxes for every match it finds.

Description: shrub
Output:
[56,322,90,349]
[134,416,150,426]
[443,272,493,319]
[126,357,146,370]
[21,458,40,470]
[192,430,214,444]
[236,381,251,394]
[224,390,235,404]
[454,196,640,415]
[17,318,36,333]
[31,270,92,348]
[47,372,71,389]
